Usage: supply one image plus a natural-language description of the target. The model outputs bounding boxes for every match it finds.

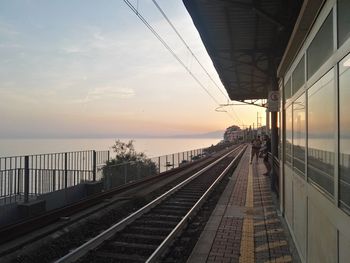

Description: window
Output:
[285,106,292,165]
[292,56,305,95]
[307,70,335,196]
[338,0,350,47]
[339,54,350,212]
[285,78,291,101]
[293,94,306,175]
[307,12,333,79]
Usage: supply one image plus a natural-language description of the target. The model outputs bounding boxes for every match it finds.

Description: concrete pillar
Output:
[266,109,270,135]
[271,111,278,192]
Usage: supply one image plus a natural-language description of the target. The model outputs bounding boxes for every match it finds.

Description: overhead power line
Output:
[151,0,228,99]
[151,0,243,126]
[122,0,243,125]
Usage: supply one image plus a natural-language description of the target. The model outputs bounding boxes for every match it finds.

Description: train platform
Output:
[188,147,299,263]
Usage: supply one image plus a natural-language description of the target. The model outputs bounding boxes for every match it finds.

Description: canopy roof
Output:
[183,0,303,100]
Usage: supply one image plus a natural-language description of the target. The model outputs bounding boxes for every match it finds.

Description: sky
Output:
[0,0,266,138]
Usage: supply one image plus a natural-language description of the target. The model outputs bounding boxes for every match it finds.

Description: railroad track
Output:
[0,146,240,263]
[55,145,246,263]
[0,147,226,245]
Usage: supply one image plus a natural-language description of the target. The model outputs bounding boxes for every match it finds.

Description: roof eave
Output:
[277,0,326,78]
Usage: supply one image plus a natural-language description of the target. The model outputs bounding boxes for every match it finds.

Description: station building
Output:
[184,0,350,262]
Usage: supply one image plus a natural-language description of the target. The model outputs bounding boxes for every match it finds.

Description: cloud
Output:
[0,22,22,50]
[89,86,135,99]
[62,46,88,54]
[61,26,126,56]
[0,89,39,112]
[71,86,135,104]
[0,81,15,88]
[0,43,22,49]
[0,22,19,36]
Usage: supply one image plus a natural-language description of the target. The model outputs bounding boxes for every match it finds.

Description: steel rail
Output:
[54,145,244,263]
[0,145,236,256]
[0,149,214,245]
[146,145,247,262]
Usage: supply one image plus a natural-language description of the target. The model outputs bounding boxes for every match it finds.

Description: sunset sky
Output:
[0,0,266,138]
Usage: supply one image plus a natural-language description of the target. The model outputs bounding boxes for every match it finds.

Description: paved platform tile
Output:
[187,147,296,263]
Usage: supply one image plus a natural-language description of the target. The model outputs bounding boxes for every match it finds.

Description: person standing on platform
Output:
[250,136,262,164]
[262,135,271,175]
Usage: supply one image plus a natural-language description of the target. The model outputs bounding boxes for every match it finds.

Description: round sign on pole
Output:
[268,91,280,112]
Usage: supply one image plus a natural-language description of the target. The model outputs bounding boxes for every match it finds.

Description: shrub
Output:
[103,140,157,188]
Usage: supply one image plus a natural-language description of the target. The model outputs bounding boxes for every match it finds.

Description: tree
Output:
[109,139,147,164]
[103,140,157,187]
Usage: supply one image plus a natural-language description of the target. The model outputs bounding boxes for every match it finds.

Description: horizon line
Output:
[0,133,224,140]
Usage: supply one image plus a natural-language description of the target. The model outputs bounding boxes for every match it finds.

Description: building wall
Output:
[280,0,350,262]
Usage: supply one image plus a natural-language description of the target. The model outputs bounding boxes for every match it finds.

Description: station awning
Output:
[183,0,303,101]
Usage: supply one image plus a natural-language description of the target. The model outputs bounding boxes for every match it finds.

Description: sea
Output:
[0,138,222,158]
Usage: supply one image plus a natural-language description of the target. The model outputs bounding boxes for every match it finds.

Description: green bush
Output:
[103,140,157,187]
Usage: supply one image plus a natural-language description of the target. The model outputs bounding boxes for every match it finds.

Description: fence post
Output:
[107,151,110,162]
[64,153,68,189]
[53,170,56,191]
[158,157,161,174]
[17,168,21,195]
[166,155,168,171]
[24,156,29,203]
[93,150,97,182]
[172,154,174,169]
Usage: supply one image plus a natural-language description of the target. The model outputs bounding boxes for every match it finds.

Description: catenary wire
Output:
[151,0,243,125]
[123,0,243,125]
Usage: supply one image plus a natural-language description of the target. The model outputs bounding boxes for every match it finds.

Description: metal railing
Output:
[0,150,109,204]
[267,152,280,195]
[0,146,214,206]
[151,148,204,173]
[103,148,206,190]
[0,147,208,205]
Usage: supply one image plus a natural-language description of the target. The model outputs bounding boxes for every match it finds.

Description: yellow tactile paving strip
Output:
[239,162,255,263]
[253,158,295,263]
[187,146,297,263]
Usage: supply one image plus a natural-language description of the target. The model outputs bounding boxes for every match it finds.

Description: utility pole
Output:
[257,112,262,134]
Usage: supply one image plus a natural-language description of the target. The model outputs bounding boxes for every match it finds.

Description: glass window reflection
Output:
[307,12,333,79]
[285,106,292,166]
[293,95,306,175]
[292,56,305,95]
[338,0,350,47]
[339,53,350,212]
[285,78,291,101]
[307,70,335,196]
